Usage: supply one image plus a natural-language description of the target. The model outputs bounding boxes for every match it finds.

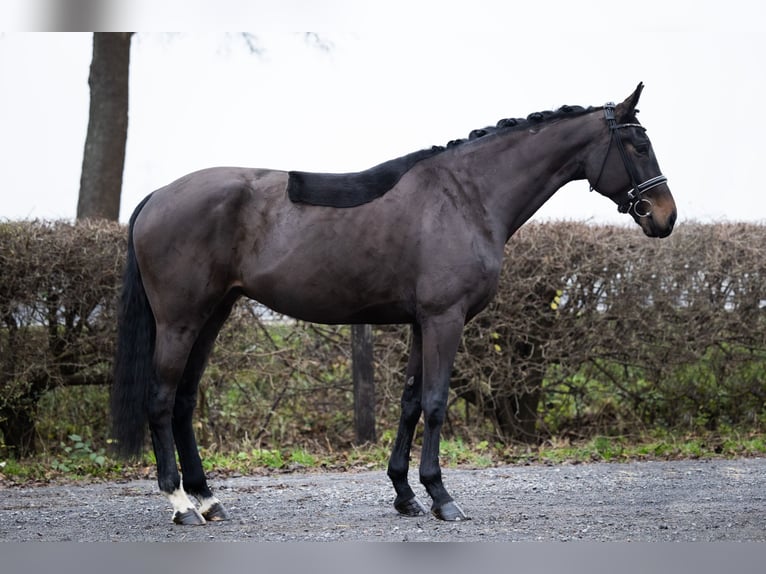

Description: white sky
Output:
[1,1,765,224]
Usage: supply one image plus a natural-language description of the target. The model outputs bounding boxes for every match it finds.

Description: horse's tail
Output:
[111,194,155,459]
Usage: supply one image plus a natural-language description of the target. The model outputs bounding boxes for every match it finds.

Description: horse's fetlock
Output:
[387,462,408,482]
[158,476,181,495]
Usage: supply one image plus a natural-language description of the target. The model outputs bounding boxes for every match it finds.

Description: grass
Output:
[3,430,766,486]
[512,430,766,466]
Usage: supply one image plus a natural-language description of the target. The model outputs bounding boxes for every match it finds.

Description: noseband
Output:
[590,102,668,216]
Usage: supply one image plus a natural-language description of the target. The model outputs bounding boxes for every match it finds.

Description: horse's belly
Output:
[242,273,415,325]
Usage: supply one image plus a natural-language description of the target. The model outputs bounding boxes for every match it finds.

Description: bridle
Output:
[590,102,668,217]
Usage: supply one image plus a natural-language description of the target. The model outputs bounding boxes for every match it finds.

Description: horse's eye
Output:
[635,144,649,155]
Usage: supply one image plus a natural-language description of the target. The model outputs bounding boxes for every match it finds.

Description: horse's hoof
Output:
[173,508,206,525]
[395,496,427,517]
[432,500,470,521]
[202,502,231,522]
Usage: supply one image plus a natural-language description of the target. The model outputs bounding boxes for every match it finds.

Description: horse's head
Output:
[585,83,677,238]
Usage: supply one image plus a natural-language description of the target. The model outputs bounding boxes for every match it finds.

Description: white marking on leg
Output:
[198,495,220,516]
[168,487,200,517]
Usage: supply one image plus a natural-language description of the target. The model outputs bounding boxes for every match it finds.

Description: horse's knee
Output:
[400,398,422,425]
[421,398,447,428]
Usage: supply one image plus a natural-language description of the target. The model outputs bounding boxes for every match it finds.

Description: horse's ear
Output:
[616,82,644,122]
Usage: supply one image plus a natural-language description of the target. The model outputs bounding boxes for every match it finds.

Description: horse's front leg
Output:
[387,324,427,516]
[419,311,469,521]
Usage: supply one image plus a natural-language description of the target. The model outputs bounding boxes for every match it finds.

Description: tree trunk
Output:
[352,324,376,444]
[492,386,543,444]
[76,32,132,221]
[0,376,49,459]
[0,405,38,459]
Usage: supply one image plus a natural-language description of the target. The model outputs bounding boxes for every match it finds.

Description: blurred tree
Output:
[76,32,133,221]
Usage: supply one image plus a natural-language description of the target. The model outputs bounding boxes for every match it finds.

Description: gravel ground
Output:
[2,457,765,542]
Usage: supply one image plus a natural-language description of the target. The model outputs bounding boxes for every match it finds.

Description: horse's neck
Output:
[458,114,600,243]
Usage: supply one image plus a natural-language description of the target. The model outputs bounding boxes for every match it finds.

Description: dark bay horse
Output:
[112,83,676,525]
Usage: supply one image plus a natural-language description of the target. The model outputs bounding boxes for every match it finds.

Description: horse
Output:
[111,83,676,525]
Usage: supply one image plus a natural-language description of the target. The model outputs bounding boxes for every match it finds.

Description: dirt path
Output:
[2,457,765,541]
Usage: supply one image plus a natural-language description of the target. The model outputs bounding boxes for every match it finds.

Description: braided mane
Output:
[287,104,594,207]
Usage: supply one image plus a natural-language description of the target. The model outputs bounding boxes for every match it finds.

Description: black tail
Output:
[111,194,156,459]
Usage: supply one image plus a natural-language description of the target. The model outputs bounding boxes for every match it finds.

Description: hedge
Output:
[1,220,765,457]
[0,221,124,455]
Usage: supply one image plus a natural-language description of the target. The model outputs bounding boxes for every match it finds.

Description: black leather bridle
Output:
[590,102,668,217]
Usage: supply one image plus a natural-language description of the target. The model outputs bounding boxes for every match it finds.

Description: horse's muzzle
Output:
[640,207,677,238]
[634,186,676,238]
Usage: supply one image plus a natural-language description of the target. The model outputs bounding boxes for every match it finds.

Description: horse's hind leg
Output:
[149,326,204,525]
[387,324,427,516]
[172,294,239,523]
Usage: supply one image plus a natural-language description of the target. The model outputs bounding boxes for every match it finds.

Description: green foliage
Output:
[439,438,493,467]
[251,448,284,469]
[199,447,317,473]
[539,349,766,440]
[289,448,317,467]
[5,429,766,485]
[50,434,107,473]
